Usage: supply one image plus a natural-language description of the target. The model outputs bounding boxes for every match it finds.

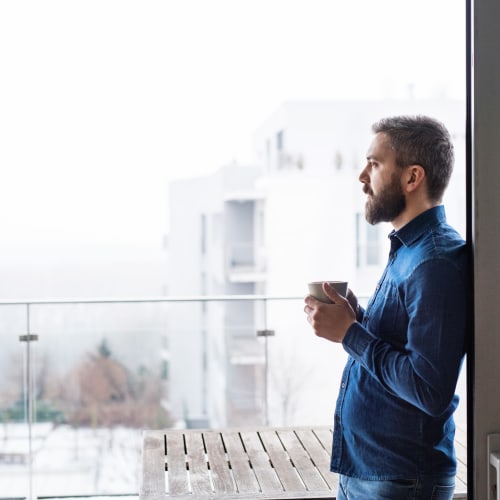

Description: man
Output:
[304,115,467,499]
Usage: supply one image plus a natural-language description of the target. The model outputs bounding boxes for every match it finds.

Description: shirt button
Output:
[341,382,346,388]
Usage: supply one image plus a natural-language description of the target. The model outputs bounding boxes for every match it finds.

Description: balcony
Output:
[226,243,267,282]
[0,295,467,499]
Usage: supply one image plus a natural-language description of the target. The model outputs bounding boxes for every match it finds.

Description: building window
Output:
[356,213,381,267]
[201,213,207,254]
[276,130,284,152]
[266,139,271,171]
[366,223,380,265]
[276,129,284,169]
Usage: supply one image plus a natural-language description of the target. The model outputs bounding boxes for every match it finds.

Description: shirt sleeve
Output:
[342,257,467,417]
[356,304,365,323]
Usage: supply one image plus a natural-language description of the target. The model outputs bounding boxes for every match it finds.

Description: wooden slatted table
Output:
[140,426,468,500]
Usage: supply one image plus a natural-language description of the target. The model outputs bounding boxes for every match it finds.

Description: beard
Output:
[364,171,406,225]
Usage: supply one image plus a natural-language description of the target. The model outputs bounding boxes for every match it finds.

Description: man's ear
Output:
[403,165,426,193]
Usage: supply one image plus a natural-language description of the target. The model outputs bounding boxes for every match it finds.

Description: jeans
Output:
[336,474,455,500]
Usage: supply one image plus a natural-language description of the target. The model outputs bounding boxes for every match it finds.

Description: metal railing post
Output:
[256,297,275,427]
[19,303,38,500]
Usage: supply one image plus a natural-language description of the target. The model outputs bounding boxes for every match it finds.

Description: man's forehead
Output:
[366,132,392,158]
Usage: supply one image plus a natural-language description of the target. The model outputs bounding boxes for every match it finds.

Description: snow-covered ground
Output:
[0,423,142,498]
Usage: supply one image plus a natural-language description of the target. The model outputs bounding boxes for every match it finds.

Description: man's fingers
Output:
[323,282,342,301]
[304,294,322,307]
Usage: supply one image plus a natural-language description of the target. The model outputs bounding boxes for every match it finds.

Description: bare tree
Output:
[58,338,171,428]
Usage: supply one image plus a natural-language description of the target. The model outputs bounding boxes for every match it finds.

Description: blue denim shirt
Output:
[331,206,467,479]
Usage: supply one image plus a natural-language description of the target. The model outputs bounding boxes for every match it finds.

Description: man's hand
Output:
[304,282,356,343]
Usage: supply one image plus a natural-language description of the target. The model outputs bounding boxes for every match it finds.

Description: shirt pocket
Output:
[365,281,407,348]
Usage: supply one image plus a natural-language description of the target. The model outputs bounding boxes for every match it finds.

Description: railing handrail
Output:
[0,294,307,306]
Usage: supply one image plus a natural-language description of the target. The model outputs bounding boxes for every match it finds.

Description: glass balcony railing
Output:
[0,295,467,499]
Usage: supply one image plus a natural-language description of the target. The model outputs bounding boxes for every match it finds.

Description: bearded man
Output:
[304,116,467,500]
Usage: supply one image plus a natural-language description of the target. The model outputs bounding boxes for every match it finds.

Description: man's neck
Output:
[391,201,440,231]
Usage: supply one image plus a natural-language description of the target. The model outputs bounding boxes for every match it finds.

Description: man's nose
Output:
[359,165,369,183]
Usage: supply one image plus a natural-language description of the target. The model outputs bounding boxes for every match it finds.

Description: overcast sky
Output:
[0,0,465,250]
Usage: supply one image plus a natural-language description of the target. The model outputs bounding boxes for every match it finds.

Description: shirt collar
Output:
[388,205,446,249]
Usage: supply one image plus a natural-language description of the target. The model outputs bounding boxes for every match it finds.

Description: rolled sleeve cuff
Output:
[342,322,375,358]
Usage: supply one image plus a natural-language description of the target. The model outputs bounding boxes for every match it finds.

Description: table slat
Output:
[277,429,330,492]
[222,431,260,493]
[296,428,339,492]
[240,430,284,493]
[259,429,307,492]
[140,431,166,500]
[295,428,337,490]
[184,432,212,494]
[310,427,333,454]
[203,431,237,494]
[166,432,189,495]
